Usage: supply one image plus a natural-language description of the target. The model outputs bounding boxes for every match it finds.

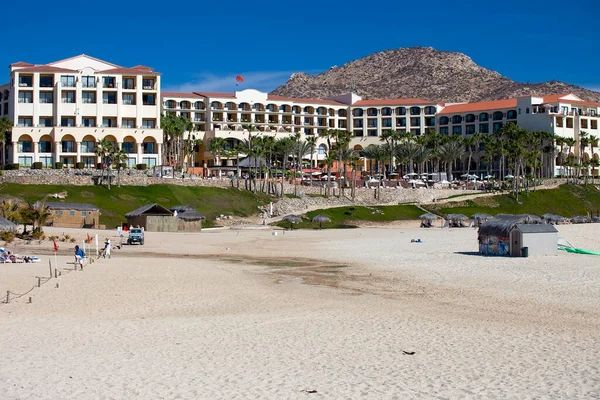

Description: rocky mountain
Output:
[271,47,600,103]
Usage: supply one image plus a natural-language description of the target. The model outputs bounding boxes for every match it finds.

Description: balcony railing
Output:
[82,82,96,88]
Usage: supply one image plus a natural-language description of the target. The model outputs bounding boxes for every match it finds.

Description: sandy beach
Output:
[1,224,599,399]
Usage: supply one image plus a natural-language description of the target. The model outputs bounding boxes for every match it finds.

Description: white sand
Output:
[1,225,599,399]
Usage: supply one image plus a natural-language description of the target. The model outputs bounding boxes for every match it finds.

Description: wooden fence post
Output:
[5,291,9,304]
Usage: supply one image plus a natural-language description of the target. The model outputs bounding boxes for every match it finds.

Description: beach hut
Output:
[169,206,204,232]
[44,202,101,229]
[478,214,556,257]
[125,204,176,232]
[419,213,439,228]
[0,217,16,232]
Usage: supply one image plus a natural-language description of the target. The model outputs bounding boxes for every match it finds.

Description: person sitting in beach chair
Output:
[74,245,86,270]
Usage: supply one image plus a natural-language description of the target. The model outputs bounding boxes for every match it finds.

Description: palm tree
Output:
[380,130,400,177]
[398,141,422,175]
[112,147,129,187]
[564,137,576,182]
[589,135,598,183]
[578,131,590,183]
[293,140,312,195]
[306,135,317,187]
[94,138,114,189]
[208,137,227,179]
[0,117,12,167]
[437,141,465,182]
[275,136,295,197]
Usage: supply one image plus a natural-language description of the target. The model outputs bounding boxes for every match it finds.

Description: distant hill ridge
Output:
[270,47,600,103]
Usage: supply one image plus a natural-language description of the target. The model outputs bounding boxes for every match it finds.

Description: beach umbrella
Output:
[282,214,301,230]
[446,213,469,227]
[471,213,491,226]
[420,213,439,221]
[311,214,331,229]
[571,216,590,224]
[591,216,600,223]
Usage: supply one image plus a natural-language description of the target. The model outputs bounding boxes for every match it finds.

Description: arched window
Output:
[507,110,517,119]
[338,109,347,117]
[318,144,327,155]
[452,115,462,124]
[410,107,421,115]
[194,101,204,110]
[165,100,175,109]
[353,109,363,117]
[381,107,392,116]
[465,114,476,123]
[439,116,449,125]
[367,108,378,116]
[424,106,436,115]
[493,111,504,121]
[479,113,489,122]
[396,107,406,115]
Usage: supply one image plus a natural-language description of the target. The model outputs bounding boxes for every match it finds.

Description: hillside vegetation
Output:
[424,185,600,217]
[0,184,271,229]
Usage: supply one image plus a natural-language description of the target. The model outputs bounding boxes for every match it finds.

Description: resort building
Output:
[1,55,163,168]
[162,89,599,177]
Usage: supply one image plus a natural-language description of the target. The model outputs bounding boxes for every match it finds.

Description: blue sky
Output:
[2,0,599,94]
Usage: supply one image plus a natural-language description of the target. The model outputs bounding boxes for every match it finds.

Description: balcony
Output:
[82,82,96,88]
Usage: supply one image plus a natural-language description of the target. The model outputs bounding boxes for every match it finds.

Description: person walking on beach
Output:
[103,238,111,259]
[74,245,85,270]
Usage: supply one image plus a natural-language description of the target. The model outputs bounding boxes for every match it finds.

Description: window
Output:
[368,129,377,137]
[143,142,155,154]
[194,101,203,110]
[507,110,517,119]
[479,113,489,122]
[396,118,406,127]
[410,107,421,115]
[142,119,155,129]
[425,117,436,126]
[61,75,75,87]
[352,109,363,117]
[58,211,63,216]
[396,107,406,115]
[39,76,53,87]
[61,91,75,103]
[424,106,436,115]
[165,100,175,109]
[17,117,33,127]
[581,119,588,129]
[18,140,33,152]
[18,75,33,87]
[410,117,420,126]
[353,130,364,137]
[367,108,377,116]
[122,142,135,153]
[82,92,96,104]
[103,77,115,88]
[61,140,75,152]
[61,117,75,127]
[39,156,53,167]
[142,157,157,168]
[453,126,462,135]
[103,92,116,104]
[466,114,476,123]
[566,118,573,128]
[493,111,503,121]
[493,122,503,133]
[81,212,86,217]
[122,78,135,89]
[102,118,116,127]
[382,119,392,128]
[82,117,96,127]
[82,76,96,88]
[440,127,449,135]
[353,120,363,128]
[39,92,53,103]
[410,128,421,135]
[39,141,52,153]
[18,156,33,167]
[466,125,475,134]
[81,141,95,153]
[122,93,135,105]
[18,91,32,103]
[367,119,377,128]
[39,117,53,127]
[142,79,155,89]
[439,116,449,125]
[555,117,563,128]
[142,94,155,105]
[452,115,462,124]
[69,211,75,217]
[122,119,135,128]
[382,108,392,116]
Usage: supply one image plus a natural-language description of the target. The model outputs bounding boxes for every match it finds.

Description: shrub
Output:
[4,163,19,170]
[0,230,15,243]
[32,162,43,170]
[75,162,85,169]
[136,163,147,170]
[116,163,127,169]
[54,162,64,169]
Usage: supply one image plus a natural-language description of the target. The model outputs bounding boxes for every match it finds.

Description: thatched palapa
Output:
[0,217,17,232]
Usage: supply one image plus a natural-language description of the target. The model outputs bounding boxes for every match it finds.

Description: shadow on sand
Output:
[454,251,483,257]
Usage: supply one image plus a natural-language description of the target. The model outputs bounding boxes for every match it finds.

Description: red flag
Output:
[123,225,128,232]
[53,239,58,252]
[87,233,91,244]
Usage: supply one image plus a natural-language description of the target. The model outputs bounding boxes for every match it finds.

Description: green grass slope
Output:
[425,184,600,217]
[0,184,271,228]
[274,204,423,229]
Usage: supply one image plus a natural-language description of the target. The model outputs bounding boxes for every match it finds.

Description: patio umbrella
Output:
[420,213,439,221]
[571,216,590,224]
[446,213,469,227]
[311,214,331,229]
[282,214,302,230]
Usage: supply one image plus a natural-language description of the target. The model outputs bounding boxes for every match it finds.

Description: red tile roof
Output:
[10,61,34,67]
[438,98,517,114]
[13,65,78,73]
[193,91,237,98]
[541,94,572,103]
[101,67,160,75]
[353,98,436,106]
[162,92,204,98]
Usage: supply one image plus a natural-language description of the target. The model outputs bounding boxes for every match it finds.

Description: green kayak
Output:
[558,246,600,256]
